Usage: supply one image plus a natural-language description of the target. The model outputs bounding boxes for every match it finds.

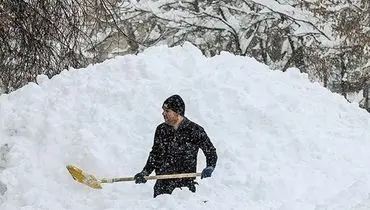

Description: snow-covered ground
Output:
[1,43,370,210]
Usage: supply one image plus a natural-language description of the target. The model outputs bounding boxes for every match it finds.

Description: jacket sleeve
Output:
[197,128,218,168]
[142,126,162,174]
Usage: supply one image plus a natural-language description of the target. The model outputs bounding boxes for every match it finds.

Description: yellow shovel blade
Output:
[66,165,102,189]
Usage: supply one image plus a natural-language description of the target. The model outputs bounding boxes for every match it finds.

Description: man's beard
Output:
[164,116,177,126]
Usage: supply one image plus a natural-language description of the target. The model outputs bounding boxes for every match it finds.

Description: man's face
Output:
[162,108,178,126]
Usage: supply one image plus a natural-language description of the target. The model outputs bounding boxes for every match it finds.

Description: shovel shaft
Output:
[101,172,201,183]
[67,164,201,189]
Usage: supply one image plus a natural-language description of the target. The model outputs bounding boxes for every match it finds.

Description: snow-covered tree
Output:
[298,0,370,98]
[133,0,328,68]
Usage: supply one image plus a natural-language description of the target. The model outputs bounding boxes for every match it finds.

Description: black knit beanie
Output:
[162,94,185,116]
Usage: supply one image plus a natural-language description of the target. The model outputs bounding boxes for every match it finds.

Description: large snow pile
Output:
[1,43,370,210]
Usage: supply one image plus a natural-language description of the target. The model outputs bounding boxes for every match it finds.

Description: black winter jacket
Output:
[142,117,217,180]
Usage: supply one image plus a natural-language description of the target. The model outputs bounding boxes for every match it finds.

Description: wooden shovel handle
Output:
[101,172,201,183]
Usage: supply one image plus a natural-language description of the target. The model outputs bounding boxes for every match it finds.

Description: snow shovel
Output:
[66,164,201,189]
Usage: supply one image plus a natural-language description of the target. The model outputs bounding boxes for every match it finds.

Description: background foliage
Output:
[1,0,369,103]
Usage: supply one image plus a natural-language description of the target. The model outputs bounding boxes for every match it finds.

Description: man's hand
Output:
[201,166,214,179]
[134,171,149,184]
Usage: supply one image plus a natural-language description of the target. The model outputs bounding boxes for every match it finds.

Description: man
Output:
[134,94,218,198]
[360,80,370,113]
